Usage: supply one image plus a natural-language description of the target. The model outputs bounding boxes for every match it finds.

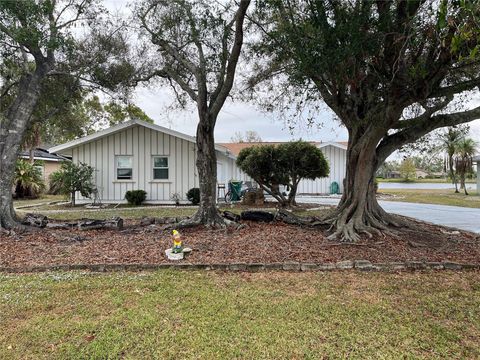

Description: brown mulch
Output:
[1,218,480,269]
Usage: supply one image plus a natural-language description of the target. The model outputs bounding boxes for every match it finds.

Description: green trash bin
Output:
[229,181,243,201]
[329,181,339,195]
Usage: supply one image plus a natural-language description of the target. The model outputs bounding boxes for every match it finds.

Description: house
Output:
[415,169,429,179]
[49,120,245,204]
[19,148,70,183]
[218,141,348,195]
[49,120,348,203]
[384,170,402,179]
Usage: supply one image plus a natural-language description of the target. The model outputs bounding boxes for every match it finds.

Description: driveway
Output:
[296,195,480,234]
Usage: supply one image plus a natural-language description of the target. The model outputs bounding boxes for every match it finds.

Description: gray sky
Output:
[132,85,348,142]
[105,0,480,147]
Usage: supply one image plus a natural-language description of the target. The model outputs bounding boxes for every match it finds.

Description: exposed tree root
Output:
[175,208,238,230]
[318,199,406,243]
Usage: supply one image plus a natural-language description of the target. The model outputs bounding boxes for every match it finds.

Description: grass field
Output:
[377,178,476,183]
[379,188,480,208]
[1,271,479,359]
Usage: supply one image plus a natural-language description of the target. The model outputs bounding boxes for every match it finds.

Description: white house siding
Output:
[297,144,347,194]
[68,124,205,203]
[217,153,250,184]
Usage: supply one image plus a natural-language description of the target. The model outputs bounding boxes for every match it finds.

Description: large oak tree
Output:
[254,0,480,241]
[136,0,250,227]
[0,0,132,229]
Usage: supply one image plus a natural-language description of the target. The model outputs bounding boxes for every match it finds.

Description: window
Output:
[116,156,132,180]
[153,156,169,180]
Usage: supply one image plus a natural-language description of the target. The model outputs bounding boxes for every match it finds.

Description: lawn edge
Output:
[1,260,479,274]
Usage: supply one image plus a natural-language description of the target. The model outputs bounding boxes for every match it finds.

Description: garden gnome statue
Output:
[165,229,184,260]
[165,229,192,260]
[172,229,183,254]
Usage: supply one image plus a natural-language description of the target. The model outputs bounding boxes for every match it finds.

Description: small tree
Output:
[438,126,470,192]
[399,158,416,182]
[50,162,94,206]
[237,141,329,206]
[455,138,477,195]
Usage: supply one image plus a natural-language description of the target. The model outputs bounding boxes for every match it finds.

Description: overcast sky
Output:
[105,0,480,147]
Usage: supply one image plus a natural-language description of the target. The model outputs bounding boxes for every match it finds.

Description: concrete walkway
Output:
[297,195,480,234]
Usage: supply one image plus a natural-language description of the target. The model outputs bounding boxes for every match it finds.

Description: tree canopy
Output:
[0,0,134,228]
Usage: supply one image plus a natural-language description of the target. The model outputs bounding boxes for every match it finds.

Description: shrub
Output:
[14,159,46,198]
[186,187,200,205]
[236,141,329,206]
[125,190,147,205]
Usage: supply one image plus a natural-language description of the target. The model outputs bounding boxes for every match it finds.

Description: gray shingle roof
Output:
[19,148,70,162]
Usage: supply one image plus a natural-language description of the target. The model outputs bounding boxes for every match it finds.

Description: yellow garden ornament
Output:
[172,229,183,254]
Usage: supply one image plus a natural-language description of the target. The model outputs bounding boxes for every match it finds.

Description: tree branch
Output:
[209,0,250,119]
[429,77,480,98]
[377,105,480,164]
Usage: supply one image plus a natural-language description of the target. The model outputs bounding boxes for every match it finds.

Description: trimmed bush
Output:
[186,187,200,205]
[125,190,147,205]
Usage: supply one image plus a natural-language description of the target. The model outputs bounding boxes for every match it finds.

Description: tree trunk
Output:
[0,68,47,229]
[287,182,298,206]
[29,147,35,164]
[449,155,459,193]
[322,131,403,242]
[71,191,76,207]
[181,115,226,227]
[460,173,468,195]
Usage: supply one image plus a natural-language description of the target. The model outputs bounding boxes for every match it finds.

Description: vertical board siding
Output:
[71,124,205,202]
[297,145,346,195]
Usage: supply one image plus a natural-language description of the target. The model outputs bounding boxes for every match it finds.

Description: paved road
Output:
[296,195,480,233]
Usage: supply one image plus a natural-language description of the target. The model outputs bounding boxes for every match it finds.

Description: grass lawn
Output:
[377,178,476,183]
[379,188,480,208]
[16,206,199,220]
[1,271,479,359]
[13,195,64,208]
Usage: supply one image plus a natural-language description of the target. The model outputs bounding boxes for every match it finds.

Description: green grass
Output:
[0,271,479,359]
[17,206,199,220]
[13,195,64,208]
[377,177,476,183]
[379,188,480,208]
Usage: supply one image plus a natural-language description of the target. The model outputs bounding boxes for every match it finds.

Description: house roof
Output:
[48,119,235,159]
[19,148,70,162]
[217,141,348,156]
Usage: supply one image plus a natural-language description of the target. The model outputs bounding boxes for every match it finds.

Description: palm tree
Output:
[437,126,469,193]
[455,138,477,195]
[14,160,46,198]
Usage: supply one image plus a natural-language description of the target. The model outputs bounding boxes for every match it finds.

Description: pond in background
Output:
[378,182,477,190]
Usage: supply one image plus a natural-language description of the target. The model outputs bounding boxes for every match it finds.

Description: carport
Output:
[475,155,480,195]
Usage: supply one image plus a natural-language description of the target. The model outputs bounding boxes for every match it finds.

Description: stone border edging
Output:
[1,260,479,274]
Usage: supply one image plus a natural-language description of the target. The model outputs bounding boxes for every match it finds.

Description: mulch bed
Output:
[1,219,480,269]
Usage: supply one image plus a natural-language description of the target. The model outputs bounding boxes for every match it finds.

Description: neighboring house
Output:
[415,169,429,179]
[49,120,244,204]
[19,148,70,183]
[384,170,402,179]
[430,171,446,179]
[219,141,348,195]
